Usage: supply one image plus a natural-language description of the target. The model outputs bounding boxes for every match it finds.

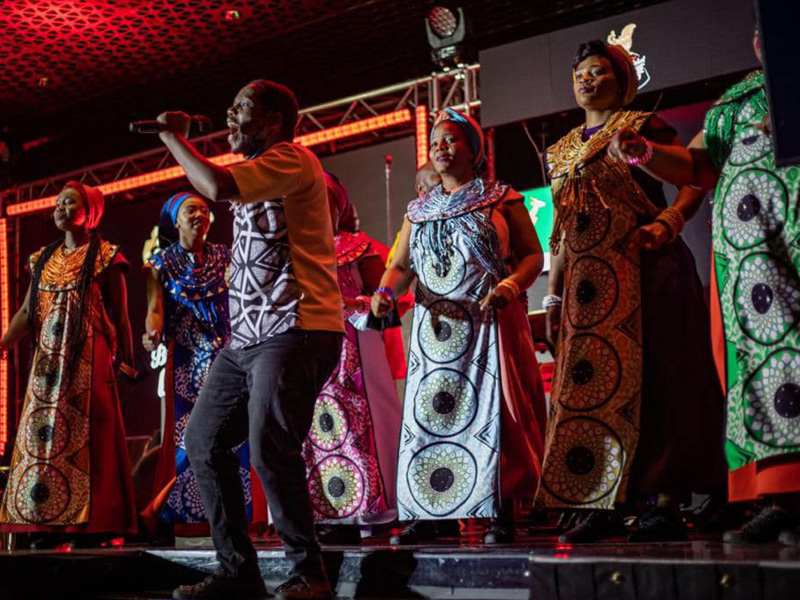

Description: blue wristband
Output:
[375,286,395,301]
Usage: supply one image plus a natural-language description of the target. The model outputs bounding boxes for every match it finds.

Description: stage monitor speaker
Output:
[756,0,800,166]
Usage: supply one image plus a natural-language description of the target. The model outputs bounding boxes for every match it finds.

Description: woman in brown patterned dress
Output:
[0,182,137,547]
[538,41,726,543]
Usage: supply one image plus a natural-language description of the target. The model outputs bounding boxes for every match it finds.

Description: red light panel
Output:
[295,109,412,147]
[6,109,413,217]
[0,218,10,453]
[415,105,429,169]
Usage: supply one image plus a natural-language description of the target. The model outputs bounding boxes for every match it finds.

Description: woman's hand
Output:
[371,292,393,318]
[628,221,671,253]
[755,113,772,137]
[142,329,161,353]
[479,284,515,312]
[343,296,369,313]
[545,305,561,351]
[608,127,648,162]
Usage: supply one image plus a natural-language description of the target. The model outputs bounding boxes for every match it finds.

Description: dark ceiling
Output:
[2,0,667,185]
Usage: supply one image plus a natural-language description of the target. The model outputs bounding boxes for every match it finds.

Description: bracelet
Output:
[655,206,685,242]
[542,294,562,310]
[374,286,395,302]
[117,361,139,380]
[652,219,674,240]
[497,278,521,298]
[626,139,654,166]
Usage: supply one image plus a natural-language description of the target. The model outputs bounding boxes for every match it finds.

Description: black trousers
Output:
[185,329,342,580]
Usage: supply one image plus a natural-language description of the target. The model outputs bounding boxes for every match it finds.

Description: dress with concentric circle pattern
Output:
[707,71,800,480]
[302,232,401,524]
[0,241,136,531]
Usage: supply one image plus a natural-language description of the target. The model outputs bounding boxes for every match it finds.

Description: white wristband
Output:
[542,295,562,310]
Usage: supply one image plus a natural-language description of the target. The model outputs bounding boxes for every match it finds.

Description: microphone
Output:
[384,154,393,244]
[129,115,212,134]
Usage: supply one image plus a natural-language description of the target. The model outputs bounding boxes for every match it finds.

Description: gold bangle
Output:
[663,207,685,230]
[656,207,685,242]
[498,278,521,297]
[655,218,678,242]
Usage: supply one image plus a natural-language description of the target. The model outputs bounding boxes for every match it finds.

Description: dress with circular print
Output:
[0,241,135,531]
[398,179,512,521]
[302,231,401,524]
[539,111,653,509]
[706,71,800,475]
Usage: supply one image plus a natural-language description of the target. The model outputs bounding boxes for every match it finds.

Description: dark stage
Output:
[2,530,800,599]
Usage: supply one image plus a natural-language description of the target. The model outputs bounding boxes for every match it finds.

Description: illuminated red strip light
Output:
[415,105,429,169]
[296,109,412,146]
[0,107,413,454]
[6,109,413,218]
[0,218,10,453]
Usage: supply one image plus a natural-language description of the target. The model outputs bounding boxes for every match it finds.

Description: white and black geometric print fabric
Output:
[229,200,299,349]
[397,217,502,521]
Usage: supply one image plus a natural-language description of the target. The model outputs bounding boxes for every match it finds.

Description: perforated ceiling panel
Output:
[0,0,357,117]
[2,0,666,181]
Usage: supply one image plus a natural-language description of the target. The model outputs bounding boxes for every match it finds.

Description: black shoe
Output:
[628,509,688,543]
[723,506,796,544]
[558,511,627,544]
[274,575,333,600]
[483,519,515,545]
[316,524,361,546]
[389,521,437,546]
[172,573,269,600]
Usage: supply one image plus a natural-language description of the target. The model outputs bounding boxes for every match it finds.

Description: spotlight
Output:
[425,5,469,70]
[428,6,459,38]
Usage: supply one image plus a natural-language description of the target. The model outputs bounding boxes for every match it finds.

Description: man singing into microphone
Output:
[156,80,344,600]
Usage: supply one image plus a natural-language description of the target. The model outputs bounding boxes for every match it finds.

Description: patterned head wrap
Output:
[572,43,638,107]
[324,172,359,233]
[605,44,638,106]
[160,192,198,242]
[431,108,485,169]
[63,181,104,230]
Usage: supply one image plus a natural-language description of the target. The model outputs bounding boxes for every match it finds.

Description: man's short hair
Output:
[247,79,299,141]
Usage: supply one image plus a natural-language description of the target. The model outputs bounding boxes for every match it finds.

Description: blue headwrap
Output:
[159,193,195,242]
[431,108,485,169]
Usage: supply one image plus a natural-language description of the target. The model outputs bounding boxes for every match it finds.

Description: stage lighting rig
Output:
[425,5,469,70]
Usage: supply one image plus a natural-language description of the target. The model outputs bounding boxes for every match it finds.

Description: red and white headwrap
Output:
[64,180,105,230]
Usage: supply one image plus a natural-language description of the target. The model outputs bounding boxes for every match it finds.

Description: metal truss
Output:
[1,64,480,212]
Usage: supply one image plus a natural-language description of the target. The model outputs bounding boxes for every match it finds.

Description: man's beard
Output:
[235,133,267,158]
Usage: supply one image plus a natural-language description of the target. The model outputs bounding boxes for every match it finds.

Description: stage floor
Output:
[2,530,800,599]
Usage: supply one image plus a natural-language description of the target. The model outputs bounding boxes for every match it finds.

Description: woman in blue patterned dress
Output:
[141,193,252,536]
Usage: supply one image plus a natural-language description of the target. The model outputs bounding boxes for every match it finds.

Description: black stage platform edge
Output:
[0,548,205,599]
[150,546,532,599]
[528,541,800,600]
[3,539,800,599]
